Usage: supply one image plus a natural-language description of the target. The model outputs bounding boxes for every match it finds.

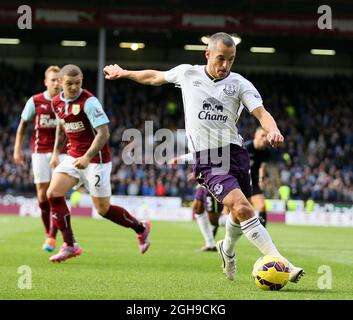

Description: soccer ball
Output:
[252,255,290,291]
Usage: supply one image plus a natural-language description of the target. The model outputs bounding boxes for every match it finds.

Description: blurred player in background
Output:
[169,154,226,252]
[104,32,304,283]
[47,64,150,262]
[244,127,271,227]
[193,185,227,251]
[13,65,66,252]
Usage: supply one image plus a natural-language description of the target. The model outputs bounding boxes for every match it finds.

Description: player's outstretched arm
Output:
[167,153,194,167]
[13,119,28,166]
[251,107,284,147]
[103,64,167,86]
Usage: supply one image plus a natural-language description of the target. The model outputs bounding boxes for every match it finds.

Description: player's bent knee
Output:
[46,188,66,199]
[97,210,107,217]
[95,204,110,216]
[46,188,56,199]
[37,191,48,203]
[233,204,254,221]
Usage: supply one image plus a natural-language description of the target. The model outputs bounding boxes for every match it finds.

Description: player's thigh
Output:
[47,172,79,198]
[85,162,112,198]
[32,153,51,184]
[91,196,110,216]
[251,194,266,211]
[192,199,204,214]
[194,187,207,214]
[199,169,252,221]
[48,155,81,197]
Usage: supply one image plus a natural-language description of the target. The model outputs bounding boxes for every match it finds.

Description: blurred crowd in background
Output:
[0,63,352,203]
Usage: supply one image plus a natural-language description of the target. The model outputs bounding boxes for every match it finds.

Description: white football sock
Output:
[195,213,215,247]
[240,216,281,257]
[218,214,227,227]
[222,214,243,257]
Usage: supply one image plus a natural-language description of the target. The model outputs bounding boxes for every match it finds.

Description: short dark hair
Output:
[207,32,235,50]
[59,64,83,78]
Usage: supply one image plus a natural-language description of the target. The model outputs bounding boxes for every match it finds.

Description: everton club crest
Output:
[223,84,236,96]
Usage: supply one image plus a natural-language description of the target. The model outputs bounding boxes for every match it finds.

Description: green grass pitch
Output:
[0,215,352,300]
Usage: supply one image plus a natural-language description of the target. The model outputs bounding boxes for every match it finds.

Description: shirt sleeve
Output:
[83,96,110,128]
[239,78,263,113]
[178,153,194,163]
[164,64,192,85]
[21,97,35,121]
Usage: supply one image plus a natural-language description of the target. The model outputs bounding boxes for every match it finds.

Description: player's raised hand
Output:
[103,64,125,80]
[167,157,179,168]
[187,172,196,182]
[267,130,284,147]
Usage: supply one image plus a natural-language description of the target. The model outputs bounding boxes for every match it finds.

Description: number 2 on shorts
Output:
[95,174,101,188]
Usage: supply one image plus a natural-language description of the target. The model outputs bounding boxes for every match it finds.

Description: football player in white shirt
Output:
[103,32,304,283]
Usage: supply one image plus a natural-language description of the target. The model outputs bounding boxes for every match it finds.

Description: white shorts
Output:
[32,153,67,184]
[54,155,112,197]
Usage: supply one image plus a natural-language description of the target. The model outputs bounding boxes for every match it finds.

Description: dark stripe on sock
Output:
[242,221,261,231]
[241,220,261,233]
[242,222,261,234]
[241,217,258,229]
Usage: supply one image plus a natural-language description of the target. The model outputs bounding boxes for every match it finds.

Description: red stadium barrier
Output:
[1,4,352,36]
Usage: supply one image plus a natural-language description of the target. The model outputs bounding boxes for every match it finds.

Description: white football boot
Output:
[216,240,236,281]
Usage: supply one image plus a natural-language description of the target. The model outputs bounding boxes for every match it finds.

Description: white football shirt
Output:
[164,64,263,152]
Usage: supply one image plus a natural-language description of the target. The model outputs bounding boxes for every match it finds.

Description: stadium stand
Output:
[0,63,352,203]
